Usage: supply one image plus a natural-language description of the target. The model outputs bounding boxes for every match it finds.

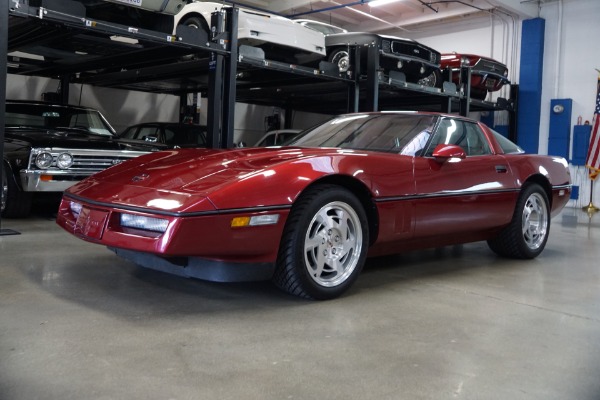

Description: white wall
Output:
[539,0,600,208]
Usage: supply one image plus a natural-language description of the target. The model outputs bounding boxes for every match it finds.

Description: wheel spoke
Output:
[302,199,364,288]
[521,192,548,250]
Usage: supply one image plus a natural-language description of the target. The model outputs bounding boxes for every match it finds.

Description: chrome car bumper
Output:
[20,169,94,192]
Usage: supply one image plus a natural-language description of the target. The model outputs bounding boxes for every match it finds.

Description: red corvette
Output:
[57,112,571,300]
[440,53,509,100]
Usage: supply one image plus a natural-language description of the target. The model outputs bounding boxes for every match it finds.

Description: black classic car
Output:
[119,122,207,148]
[325,33,441,85]
[1,100,156,218]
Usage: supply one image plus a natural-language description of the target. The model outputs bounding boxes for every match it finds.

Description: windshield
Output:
[288,113,438,154]
[5,103,116,136]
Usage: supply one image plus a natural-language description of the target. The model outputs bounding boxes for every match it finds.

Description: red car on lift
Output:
[56,112,571,300]
[440,53,510,100]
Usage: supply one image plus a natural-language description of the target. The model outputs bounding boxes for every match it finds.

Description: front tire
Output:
[273,185,369,300]
[487,183,550,259]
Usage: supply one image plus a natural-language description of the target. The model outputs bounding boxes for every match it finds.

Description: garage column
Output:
[517,18,545,153]
[1,0,19,235]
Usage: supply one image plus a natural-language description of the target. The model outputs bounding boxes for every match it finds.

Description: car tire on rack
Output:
[273,184,369,300]
[179,15,210,37]
[1,163,33,219]
[328,48,351,74]
[487,183,550,259]
[418,69,442,87]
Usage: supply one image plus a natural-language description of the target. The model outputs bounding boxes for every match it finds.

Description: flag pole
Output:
[582,180,599,213]
[582,69,600,214]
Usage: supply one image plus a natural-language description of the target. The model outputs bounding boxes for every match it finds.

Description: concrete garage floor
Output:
[1,206,599,400]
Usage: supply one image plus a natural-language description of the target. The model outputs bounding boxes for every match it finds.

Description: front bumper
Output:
[20,169,93,192]
[110,247,276,282]
[56,195,290,264]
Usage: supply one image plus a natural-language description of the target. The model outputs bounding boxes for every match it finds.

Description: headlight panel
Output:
[35,152,54,169]
[120,213,169,233]
[31,149,75,170]
[56,153,74,169]
[70,201,82,218]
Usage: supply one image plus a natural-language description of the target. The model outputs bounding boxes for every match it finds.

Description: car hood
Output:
[66,147,349,213]
[5,127,156,151]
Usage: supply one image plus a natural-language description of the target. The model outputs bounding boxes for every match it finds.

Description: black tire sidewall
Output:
[283,186,369,299]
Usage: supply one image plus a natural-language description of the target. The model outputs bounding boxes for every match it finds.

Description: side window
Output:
[263,134,276,146]
[121,127,137,140]
[424,118,491,156]
[163,128,176,145]
[463,122,491,156]
[138,127,159,142]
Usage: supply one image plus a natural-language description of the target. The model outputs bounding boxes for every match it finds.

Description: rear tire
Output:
[273,185,369,300]
[1,163,32,218]
[487,183,550,259]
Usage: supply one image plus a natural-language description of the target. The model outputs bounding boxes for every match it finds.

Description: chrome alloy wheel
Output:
[303,201,363,287]
[522,192,548,251]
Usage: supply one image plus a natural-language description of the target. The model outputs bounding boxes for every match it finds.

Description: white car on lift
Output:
[173,2,326,63]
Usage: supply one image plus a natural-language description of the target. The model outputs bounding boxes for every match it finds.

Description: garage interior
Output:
[2,0,600,399]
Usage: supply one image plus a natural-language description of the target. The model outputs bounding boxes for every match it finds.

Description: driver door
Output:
[413,118,518,238]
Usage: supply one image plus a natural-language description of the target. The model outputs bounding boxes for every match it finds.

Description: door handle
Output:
[495,165,508,173]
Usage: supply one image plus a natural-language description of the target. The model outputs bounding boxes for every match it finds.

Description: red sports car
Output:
[440,53,509,100]
[56,112,571,300]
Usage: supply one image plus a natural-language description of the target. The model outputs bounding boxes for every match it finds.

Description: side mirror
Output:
[431,144,466,162]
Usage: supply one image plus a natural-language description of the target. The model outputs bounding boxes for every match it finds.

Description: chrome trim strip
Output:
[552,184,572,190]
[375,188,520,203]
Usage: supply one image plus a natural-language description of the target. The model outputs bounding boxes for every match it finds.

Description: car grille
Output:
[473,59,508,77]
[28,148,149,173]
[389,41,439,65]
[69,154,137,170]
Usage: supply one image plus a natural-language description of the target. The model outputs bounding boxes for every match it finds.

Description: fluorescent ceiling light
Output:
[369,0,401,6]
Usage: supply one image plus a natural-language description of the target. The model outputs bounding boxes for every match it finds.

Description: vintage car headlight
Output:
[120,213,169,233]
[35,152,54,169]
[56,153,74,169]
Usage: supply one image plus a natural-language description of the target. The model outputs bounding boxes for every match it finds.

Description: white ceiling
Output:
[233,0,549,34]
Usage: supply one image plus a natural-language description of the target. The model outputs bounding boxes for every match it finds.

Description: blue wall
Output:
[517,18,545,154]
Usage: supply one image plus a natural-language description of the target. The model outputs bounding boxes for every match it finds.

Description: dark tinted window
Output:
[423,118,491,156]
[288,113,438,154]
